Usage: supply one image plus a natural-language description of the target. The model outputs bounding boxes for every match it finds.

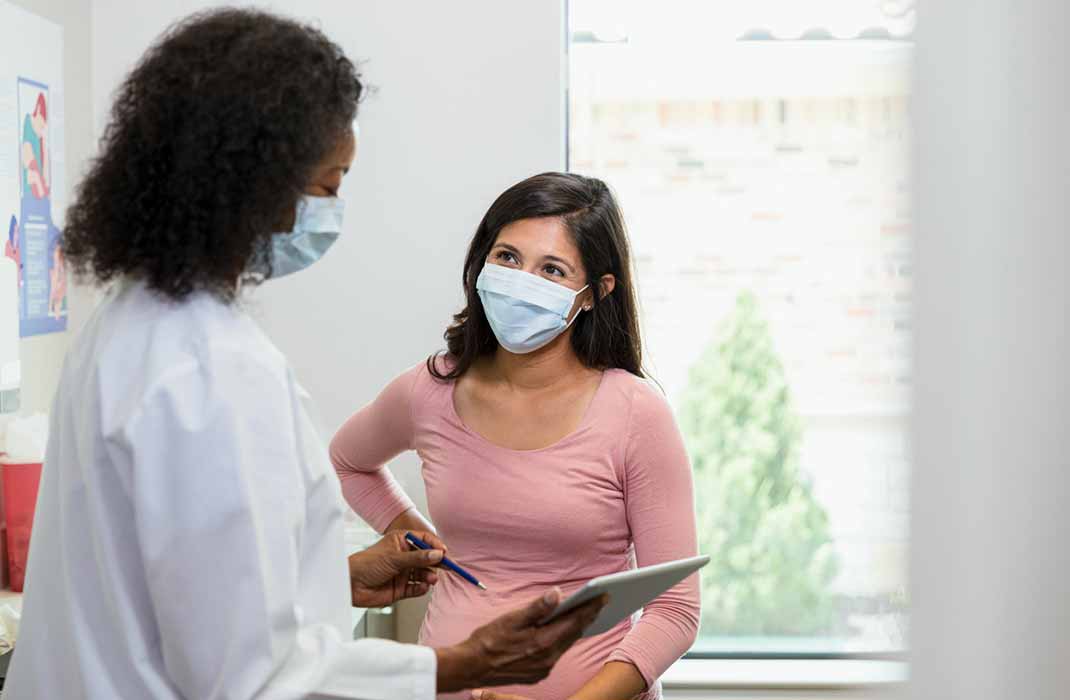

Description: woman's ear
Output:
[598,274,617,300]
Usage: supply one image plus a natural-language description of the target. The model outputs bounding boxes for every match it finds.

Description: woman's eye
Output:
[495,251,519,264]
[544,265,565,277]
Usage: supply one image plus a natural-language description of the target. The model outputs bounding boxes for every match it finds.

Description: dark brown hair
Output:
[429,172,644,379]
[62,8,363,302]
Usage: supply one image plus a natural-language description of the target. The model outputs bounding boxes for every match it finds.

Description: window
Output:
[569,0,913,656]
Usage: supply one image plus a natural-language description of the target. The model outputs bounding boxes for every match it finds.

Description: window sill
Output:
[662,658,908,692]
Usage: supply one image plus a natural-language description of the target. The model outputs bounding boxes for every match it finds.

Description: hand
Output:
[469,691,535,700]
[347,529,447,608]
[436,589,608,693]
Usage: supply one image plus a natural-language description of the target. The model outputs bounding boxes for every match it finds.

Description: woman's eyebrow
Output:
[542,254,575,272]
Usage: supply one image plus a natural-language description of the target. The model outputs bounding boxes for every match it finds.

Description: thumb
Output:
[388,548,443,572]
[514,587,562,626]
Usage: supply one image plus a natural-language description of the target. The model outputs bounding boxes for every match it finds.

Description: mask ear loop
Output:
[564,285,591,328]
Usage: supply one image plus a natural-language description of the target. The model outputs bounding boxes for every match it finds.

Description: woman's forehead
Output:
[495,217,578,259]
[316,129,357,175]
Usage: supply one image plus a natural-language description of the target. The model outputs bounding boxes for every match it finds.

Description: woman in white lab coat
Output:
[4,9,601,700]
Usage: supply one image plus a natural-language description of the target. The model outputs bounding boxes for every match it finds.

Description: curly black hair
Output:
[62,8,363,301]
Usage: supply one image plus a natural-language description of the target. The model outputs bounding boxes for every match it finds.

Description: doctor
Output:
[5,9,602,700]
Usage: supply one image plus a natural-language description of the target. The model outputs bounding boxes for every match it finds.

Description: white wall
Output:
[82,2,1070,694]
[90,0,566,501]
[91,0,566,640]
[911,1,1070,699]
[7,0,94,421]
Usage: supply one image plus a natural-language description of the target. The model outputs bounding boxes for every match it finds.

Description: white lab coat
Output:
[5,280,435,699]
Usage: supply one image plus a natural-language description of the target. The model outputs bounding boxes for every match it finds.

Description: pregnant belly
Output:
[419,586,658,700]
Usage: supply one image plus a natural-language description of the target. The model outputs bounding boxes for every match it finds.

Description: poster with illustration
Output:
[17,79,65,335]
[0,2,66,337]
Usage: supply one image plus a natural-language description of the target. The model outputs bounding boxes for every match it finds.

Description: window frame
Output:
[563,0,911,669]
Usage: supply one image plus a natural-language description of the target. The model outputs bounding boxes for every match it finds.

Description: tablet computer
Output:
[538,555,710,637]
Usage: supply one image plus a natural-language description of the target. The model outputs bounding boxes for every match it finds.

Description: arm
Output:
[330,367,422,532]
[567,661,645,700]
[120,350,436,700]
[386,507,435,534]
[570,385,701,700]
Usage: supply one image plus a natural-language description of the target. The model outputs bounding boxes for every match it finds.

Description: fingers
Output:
[531,593,609,657]
[397,565,442,600]
[401,581,431,600]
[575,593,609,627]
[540,593,604,636]
[389,548,444,572]
[408,568,439,586]
[470,691,533,700]
[533,615,583,654]
[558,594,606,642]
[409,529,448,555]
[509,588,562,627]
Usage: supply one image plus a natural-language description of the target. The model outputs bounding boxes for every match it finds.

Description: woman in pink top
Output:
[331,172,700,700]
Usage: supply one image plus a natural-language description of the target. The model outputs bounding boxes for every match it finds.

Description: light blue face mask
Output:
[476,263,589,354]
[267,195,345,278]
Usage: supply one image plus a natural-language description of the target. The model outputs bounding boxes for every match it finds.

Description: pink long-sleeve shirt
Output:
[330,362,700,700]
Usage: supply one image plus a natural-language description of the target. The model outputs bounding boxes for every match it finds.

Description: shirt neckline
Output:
[446,369,611,455]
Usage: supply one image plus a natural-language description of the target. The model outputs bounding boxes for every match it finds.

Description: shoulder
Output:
[95,283,288,409]
[411,354,458,395]
[156,288,283,372]
[374,355,455,411]
[597,370,686,462]
[600,369,674,422]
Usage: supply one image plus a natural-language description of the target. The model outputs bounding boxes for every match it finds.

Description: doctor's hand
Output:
[435,588,608,693]
[347,529,447,608]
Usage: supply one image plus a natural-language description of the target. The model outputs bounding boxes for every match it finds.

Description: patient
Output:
[331,172,700,700]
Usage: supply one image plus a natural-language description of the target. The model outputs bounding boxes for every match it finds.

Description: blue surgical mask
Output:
[267,195,345,278]
[476,263,589,354]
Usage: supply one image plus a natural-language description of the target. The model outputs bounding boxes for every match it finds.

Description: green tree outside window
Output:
[681,291,839,636]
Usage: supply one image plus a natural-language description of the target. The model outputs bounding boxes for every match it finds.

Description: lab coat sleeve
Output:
[119,349,436,700]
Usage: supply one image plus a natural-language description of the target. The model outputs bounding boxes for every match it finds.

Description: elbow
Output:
[677,590,703,651]
[669,597,701,651]
[649,595,702,657]
[327,434,351,480]
[682,604,700,648]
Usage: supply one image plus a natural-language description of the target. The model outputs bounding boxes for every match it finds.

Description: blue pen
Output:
[404,532,488,591]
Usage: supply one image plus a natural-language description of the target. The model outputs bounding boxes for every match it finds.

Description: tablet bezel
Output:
[538,554,710,627]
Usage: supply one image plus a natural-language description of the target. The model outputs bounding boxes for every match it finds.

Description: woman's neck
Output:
[488,335,591,393]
